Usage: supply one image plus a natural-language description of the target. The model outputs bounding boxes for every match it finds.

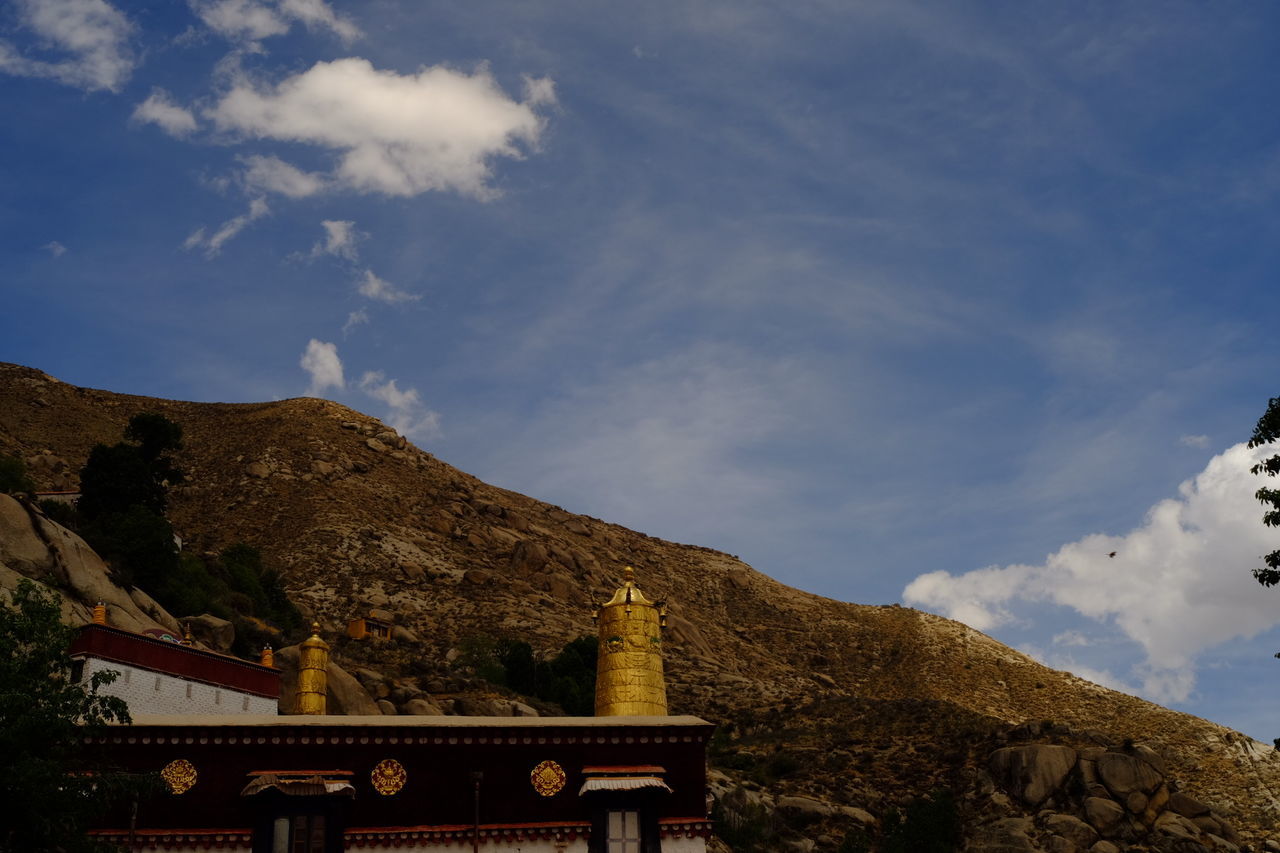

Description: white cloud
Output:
[299,339,344,396]
[206,58,552,198]
[132,89,198,137]
[1180,434,1210,448]
[0,0,135,92]
[341,309,368,335]
[1052,629,1091,647]
[42,241,67,257]
[312,220,360,260]
[189,0,358,43]
[357,269,418,303]
[183,197,269,256]
[276,0,359,41]
[240,154,327,198]
[903,442,1280,703]
[358,371,440,439]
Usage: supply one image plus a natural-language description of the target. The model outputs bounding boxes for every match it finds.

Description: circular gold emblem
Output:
[371,759,406,796]
[531,760,566,797]
[160,759,197,795]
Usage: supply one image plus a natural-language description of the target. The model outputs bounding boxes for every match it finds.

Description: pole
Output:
[470,771,483,853]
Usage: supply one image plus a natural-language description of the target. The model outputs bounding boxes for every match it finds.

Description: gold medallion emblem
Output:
[371,759,406,795]
[530,760,566,797]
[160,759,197,795]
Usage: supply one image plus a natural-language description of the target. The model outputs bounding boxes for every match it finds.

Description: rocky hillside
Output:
[3,361,1279,853]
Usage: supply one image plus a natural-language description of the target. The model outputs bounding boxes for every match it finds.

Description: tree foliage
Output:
[1249,397,1280,586]
[77,413,184,591]
[0,580,156,852]
[456,634,598,714]
[78,412,183,522]
[0,454,35,495]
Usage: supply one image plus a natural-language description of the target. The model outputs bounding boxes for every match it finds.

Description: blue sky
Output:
[4,0,1280,739]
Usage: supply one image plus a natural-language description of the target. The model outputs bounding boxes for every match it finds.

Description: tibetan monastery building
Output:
[81,569,714,853]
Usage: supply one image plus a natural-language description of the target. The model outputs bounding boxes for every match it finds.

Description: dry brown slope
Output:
[3,361,1279,836]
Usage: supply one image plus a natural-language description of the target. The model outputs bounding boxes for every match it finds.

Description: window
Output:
[186,683,193,699]
[607,810,641,853]
[271,815,326,853]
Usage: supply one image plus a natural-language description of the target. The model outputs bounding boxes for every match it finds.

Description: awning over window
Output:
[241,770,355,798]
[578,765,672,796]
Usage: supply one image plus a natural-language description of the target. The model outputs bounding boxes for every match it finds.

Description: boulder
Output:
[989,744,1078,807]
[509,540,549,576]
[184,613,235,652]
[838,807,875,826]
[402,698,444,716]
[1089,843,1120,853]
[392,625,420,644]
[509,701,539,717]
[1097,751,1164,799]
[1045,836,1073,853]
[376,699,397,716]
[1170,793,1212,819]
[463,569,491,585]
[967,816,1036,852]
[0,495,174,635]
[778,796,834,818]
[666,612,715,659]
[1153,811,1201,841]
[1044,813,1099,850]
[1084,797,1126,837]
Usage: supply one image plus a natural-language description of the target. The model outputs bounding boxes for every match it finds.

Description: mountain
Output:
[2,361,1277,853]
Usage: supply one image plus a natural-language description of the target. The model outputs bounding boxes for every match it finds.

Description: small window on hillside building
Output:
[607,810,641,853]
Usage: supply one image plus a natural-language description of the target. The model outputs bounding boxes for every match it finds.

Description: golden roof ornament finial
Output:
[259,645,274,668]
[181,624,194,646]
[594,566,668,717]
[297,622,330,715]
[91,601,107,625]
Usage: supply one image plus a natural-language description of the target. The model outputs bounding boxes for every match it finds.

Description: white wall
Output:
[79,657,278,716]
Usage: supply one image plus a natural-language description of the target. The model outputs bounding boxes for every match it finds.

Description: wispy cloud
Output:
[132,89,198,137]
[0,0,135,92]
[240,154,327,198]
[358,370,440,439]
[188,0,359,44]
[183,197,269,256]
[311,220,361,261]
[904,442,1280,703]
[356,269,418,303]
[299,338,344,396]
[1180,434,1210,448]
[341,309,368,335]
[42,241,68,257]
[206,58,553,198]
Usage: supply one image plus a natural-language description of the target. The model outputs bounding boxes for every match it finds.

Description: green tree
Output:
[78,413,183,522]
[1249,397,1280,586]
[77,413,184,591]
[0,454,34,495]
[0,580,154,852]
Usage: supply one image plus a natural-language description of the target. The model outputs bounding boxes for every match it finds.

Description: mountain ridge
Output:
[2,361,1277,851]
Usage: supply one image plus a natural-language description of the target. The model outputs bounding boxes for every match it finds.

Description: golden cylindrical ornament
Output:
[594,567,668,716]
[297,623,329,715]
